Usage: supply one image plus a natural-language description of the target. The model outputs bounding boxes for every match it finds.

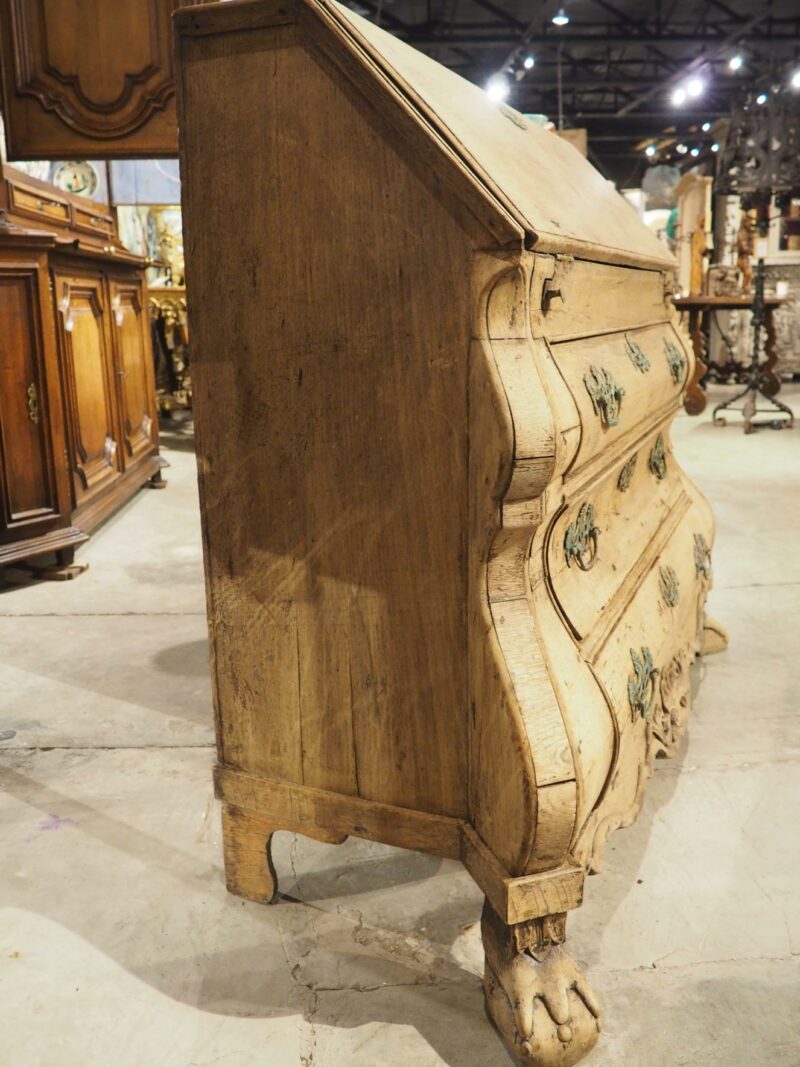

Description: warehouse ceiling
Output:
[347,0,800,185]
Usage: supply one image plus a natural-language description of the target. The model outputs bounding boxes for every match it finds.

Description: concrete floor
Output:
[1,391,798,1067]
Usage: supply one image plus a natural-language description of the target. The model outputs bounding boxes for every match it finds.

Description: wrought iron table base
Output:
[712,376,794,433]
[712,257,795,434]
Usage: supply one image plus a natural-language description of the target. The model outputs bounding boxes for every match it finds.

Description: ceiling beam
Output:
[407,30,800,48]
[614,9,771,115]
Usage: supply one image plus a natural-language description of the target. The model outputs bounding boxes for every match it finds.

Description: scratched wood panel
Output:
[180,23,472,816]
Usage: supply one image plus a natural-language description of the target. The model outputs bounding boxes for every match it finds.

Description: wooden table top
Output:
[674,294,787,309]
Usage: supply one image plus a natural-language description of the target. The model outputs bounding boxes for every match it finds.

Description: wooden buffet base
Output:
[0,162,161,569]
[176,2,724,1063]
[675,294,786,415]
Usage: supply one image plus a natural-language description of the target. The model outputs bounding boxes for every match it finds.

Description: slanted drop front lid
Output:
[322,0,673,270]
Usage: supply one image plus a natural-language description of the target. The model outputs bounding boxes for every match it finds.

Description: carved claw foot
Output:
[482,902,600,1067]
[700,613,728,656]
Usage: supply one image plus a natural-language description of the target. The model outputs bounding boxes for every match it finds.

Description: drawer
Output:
[534,255,670,341]
[9,183,70,226]
[587,508,713,802]
[548,321,690,477]
[593,511,711,725]
[542,427,683,645]
[72,206,114,238]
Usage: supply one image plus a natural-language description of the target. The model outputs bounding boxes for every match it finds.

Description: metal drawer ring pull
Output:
[564,502,600,570]
[628,646,659,722]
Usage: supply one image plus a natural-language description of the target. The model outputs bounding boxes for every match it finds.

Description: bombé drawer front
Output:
[547,321,689,477]
[589,509,712,768]
[543,425,680,646]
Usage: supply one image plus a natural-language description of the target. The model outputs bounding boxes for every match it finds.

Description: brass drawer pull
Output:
[26,382,39,424]
[694,532,712,579]
[659,565,680,607]
[617,453,637,491]
[564,501,599,570]
[625,336,650,373]
[664,338,687,384]
[584,365,625,427]
[648,432,667,480]
[628,646,659,722]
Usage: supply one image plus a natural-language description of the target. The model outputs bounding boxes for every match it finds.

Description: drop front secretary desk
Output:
[175,3,724,1063]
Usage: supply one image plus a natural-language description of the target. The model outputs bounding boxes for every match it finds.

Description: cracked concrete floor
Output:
[1,391,799,1067]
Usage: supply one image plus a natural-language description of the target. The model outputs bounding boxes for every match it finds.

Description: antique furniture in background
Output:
[710,83,799,431]
[736,213,754,292]
[149,286,190,412]
[0,0,194,159]
[176,2,722,1063]
[675,293,787,419]
[0,161,160,570]
[675,173,712,295]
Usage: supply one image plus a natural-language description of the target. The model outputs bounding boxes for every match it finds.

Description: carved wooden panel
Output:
[0,0,194,158]
[108,277,157,463]
[0,267,61,539]
[52,271,122,504]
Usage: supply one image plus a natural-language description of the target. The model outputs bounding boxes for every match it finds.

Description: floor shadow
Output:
[151,639,211,681]
[0,696,710,1067]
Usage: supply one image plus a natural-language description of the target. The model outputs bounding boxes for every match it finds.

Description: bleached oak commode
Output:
[175,2,725,1062]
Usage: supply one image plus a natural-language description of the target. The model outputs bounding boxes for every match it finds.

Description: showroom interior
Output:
[0,1,797,1065]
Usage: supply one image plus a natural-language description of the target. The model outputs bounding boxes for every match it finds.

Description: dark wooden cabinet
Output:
[52,269,123,511]
[0,0,196,159]
[108,276,157,463]
[0,166,160,567]
[0,243,76,560]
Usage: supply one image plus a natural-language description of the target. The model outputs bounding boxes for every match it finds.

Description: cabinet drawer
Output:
[72,206,114,238]
[549,322,689,477]
[542,427,682,645]
[535,256,669,341]
[591,510,711,746]
[9,184,70,226]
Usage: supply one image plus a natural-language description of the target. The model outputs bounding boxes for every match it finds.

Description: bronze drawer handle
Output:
[26,382,39,424]
[617,453,637,491]
[664,338,687,383]
[659,565,680,607]
[694,532,712,579]
[648,433,667,480]
[628,646,659,722]
[584,365,625,427]
[625,336,650,373]
[564,501,599,570]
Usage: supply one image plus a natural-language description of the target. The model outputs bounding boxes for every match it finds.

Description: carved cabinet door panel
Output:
[0,258,69,543]
[52,270,122,507]
[107,276,158,465]
[0,0,194,159]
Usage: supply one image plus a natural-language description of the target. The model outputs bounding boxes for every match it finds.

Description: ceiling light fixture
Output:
[672,86,687,106]
[523,55,535,70]
[711,142,720,152]
[686,76,704,98]
[645,144,656,157]
[729,54,744,72]
[552,7,569,27]
[701,121,712,132]
[485,73,511,102]
[756,92,768,105]
[676,143,688,155]
[791,69,800,89]
[690,147,700,157]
